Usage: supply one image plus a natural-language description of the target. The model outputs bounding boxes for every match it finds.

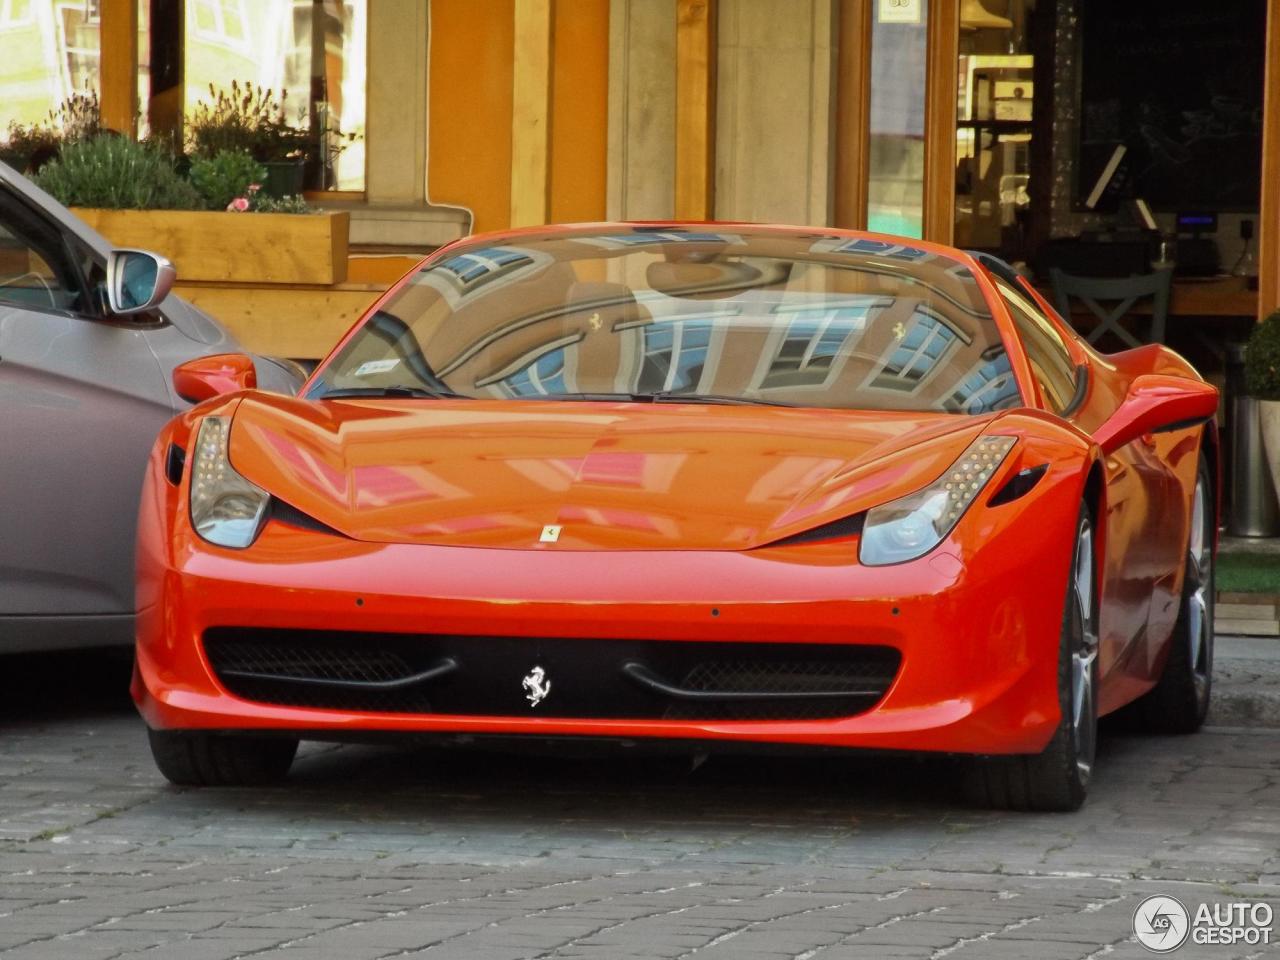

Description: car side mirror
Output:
[173,354,257,404]
[106,249,176,316]
[1094,374,1218,455]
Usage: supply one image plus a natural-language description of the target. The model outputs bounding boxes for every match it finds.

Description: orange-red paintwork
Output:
[132,224,1220,756]
[172,353,258,405]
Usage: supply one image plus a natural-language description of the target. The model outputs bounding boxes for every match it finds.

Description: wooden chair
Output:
[1049,267,1174,348]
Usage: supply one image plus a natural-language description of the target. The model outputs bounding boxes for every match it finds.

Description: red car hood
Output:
[227,394,996,550]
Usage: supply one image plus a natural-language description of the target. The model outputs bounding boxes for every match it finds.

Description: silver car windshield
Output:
[308,227,1021,414]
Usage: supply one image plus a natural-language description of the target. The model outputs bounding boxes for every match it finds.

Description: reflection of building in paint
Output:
[870,312,960,393]
[948,350,1019,414]
[761,304,877,389]
[571,231,743,251]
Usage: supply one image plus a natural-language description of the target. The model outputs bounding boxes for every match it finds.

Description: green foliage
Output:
[189,149,266,211]
[1245,311,1280,400]
[0,88,101,173]
[186,80,309,162]
[1217,552,1280,594]
[249,193,314,214]
[33,136,201,210]
[0,122,62,172]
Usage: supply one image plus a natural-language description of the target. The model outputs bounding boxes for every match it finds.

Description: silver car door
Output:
[0,182,175,620]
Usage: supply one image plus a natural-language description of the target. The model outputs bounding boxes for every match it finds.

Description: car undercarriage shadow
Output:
[0,648,135,723]
[2,649,1133,820]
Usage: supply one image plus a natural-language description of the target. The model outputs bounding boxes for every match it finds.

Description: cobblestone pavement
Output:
[1,652,1277,960]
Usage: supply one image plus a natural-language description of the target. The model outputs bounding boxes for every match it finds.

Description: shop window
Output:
[184,0,367,190]
[0,0,33,29]
[191,0,247,46]
[954,1,1035,261]
[867,0,929,238]
[0,0,99,137]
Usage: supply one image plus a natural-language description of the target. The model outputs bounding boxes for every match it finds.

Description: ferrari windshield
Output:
[309,227,1021,414]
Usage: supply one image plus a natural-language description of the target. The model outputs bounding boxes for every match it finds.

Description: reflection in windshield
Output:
[308,227,1022,414]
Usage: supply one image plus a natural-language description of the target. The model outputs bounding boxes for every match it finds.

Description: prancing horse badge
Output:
[523,666,551,707]
[540,524,562,543]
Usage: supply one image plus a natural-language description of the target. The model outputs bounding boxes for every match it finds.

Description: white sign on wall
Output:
[878,0,923,23]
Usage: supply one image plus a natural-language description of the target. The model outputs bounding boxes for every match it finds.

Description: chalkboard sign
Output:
[1077,0,1266,212]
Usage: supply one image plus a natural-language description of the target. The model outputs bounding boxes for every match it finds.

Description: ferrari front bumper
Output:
[134,518,1070,757]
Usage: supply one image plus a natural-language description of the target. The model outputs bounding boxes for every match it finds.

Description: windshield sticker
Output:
[353,358,401,377]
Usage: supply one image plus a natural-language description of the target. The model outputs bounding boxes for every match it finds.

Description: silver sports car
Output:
[0,161,303,653]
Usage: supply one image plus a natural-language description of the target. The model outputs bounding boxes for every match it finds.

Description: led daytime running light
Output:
[189,416,269,549]
[859,435,1017,566]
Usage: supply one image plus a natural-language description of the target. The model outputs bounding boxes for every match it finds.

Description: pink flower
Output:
[226,197,250,212]
[247,183,261,194]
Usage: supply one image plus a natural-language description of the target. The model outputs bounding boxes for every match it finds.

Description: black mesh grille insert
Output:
[203,628,901,721]
[662,659,893,721]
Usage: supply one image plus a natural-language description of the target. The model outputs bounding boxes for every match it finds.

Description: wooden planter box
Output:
[71,208,350,286]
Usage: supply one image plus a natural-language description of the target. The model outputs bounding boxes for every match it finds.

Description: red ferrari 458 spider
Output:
[133,224,1219,810]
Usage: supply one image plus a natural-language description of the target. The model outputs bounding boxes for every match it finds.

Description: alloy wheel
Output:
[1070,517,1098,785]
[1186,476,1213,705]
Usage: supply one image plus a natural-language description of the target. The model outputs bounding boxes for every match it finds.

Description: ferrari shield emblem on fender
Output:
[523,666,551,707]
[539,524,562,543]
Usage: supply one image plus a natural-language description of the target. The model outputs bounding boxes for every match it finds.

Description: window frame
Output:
[0,186,98,320]
[990,274,1083,417]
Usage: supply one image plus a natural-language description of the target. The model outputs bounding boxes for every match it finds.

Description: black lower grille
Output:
[203,628,901,721]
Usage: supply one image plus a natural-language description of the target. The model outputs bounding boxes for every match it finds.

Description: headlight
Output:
[189,416,269,549]
[859,435,1016,566]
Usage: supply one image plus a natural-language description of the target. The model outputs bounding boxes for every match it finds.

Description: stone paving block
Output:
[0,697,1277,959]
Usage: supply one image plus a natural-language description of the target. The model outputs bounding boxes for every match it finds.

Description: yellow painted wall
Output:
[549,0,610,224]
[428,0,515,235]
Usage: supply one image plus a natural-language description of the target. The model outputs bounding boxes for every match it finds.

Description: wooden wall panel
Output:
[549,0,610,223]
[922,0,959,245]
[511,0,554,227]
[833,0,872,229]
[428,0,515,234]
[1259,0,1280,319]
[675,0,717,220]
[100,0,139,137]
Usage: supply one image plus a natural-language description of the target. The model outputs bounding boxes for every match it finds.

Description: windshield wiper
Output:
[314,385,467,400]
[650,391,794,407]
[530,391,794,407]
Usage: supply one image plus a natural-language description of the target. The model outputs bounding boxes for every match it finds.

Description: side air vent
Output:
[164,444,186,486]
[269,498,349,537]
[989,463,1048,507]
[764,513,864,548]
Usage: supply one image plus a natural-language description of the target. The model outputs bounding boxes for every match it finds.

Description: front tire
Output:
[1131,455,1214,733]
[148,729,298,786]
[967,502,1099,812]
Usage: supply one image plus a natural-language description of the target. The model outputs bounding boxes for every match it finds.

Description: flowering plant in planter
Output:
[1,88,102,173]
[186,80,358,194]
